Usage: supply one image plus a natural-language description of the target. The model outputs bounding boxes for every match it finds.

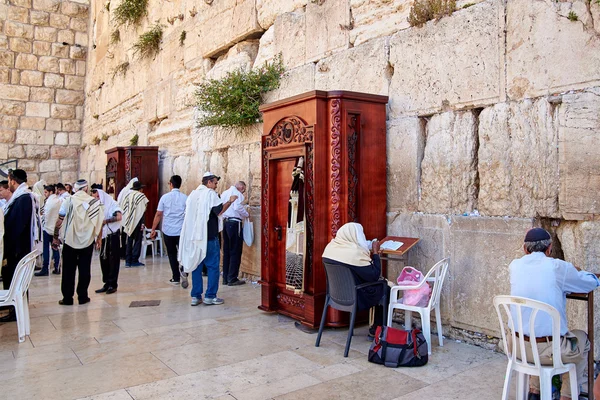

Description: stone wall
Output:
[0,0,88,183]
[72,0,600,353]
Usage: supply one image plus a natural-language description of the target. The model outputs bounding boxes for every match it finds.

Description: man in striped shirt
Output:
[122,181,149,267]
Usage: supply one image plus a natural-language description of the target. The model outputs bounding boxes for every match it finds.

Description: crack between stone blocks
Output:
[471,108,482,212]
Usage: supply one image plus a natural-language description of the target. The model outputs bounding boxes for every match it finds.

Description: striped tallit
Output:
[122,190,148,236]
[62,190,104,249]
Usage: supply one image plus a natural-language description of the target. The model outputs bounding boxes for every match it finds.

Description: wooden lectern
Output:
[258,90,388,328]
[105,146,159,226]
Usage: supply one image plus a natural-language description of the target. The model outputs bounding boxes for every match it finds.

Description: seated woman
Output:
[322,222,389,336]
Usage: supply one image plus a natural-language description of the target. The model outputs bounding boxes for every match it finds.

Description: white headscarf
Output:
[32,180,46,211]
[322,222,373,267]
[117,177,138,208]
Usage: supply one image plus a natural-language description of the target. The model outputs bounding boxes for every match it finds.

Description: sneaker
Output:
[204,297,224,305]
[125,263,132,268]
[191,297,202,306]
[228,279,245,286]
[52,268,60,275]
[169,279,180,285]
[34,270,49,277]
[130,262,145,267]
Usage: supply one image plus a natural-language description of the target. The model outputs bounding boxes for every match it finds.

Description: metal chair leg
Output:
[315,296,330,348]
[344,304,358,357]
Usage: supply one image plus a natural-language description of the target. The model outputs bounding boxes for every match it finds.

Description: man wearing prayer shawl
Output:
[2,169,38,322]
[53,179,103,305]
[36,184,62,276]
[178,172,237,306]
[92,188,122,294]
[122,180,148,267]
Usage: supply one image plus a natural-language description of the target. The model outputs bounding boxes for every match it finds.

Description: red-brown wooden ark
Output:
[258,91,388,328]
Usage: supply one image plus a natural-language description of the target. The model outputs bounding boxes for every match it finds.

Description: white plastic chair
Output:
[0,250,39,343]
[140,228,164,262]
[493,295,579,400]
[387,257,450,355]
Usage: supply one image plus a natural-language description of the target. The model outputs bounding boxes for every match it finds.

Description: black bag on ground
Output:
[368,325,428,367]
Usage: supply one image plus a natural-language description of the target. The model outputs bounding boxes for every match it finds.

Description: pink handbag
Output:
[397,267,431,307]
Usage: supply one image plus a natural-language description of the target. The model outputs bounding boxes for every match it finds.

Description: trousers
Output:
[163,234,180,281]
[222,220,243,283]
[100,232,120,289]
[61,243,94,302]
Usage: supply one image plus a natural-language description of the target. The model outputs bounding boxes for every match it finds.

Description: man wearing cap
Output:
[220,181,250,286]
[36,184,62,276]
[150,175,188,286]
[1,169,38,321]
[510,227,600,400]
[178,172,237,306]
[122,181,148,267]
[53,179,103,305]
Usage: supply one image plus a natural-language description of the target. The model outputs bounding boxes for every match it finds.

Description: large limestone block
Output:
[256,0,307,29]
[224,145,251,191]
[449,216,533,335]
[262,63,315,104]
[252,25,275,68]
[196,0,262,58]
[247,141,262,206]
[387,117,424,212]
[0,84,29,101]
[305,0,350,62]
[389,0,504,116]
[558,88,600,219]
[349,0,412,46]
[315,37,390,95]
[419,111,478,214]
[206,40,260,81]
[273,11,306,69]
[478,99,559,218]
[507,0,600,100]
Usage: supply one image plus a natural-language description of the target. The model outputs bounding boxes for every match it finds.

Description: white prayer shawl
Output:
[117,177,138,208]
[61,191,104,249]
[122,190,148,236]
[32,180,46,213]
[42,194,62,235]
[178,185,222,273]
[97,189,122,238]
[4,182,41,251]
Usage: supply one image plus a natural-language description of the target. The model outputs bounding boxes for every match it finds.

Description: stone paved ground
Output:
[0,254,511,399]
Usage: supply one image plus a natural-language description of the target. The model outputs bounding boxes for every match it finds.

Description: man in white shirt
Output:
[53,179,103,305]
[92,188,122,294]
[0,180,11,208]
[35,184,62,276]
[510,228,599,400]
[151,175,188,286]
[56,183,70,200]
[220,181,250,286]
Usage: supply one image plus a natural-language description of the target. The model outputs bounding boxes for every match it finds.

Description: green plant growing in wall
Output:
[194,55,285,128]
[130,134,139,146]
[111,61,130,80]
[408,0,456,27]
[132,23,164,60]
[101,133,109,141]
[114,0,148,27]
[179,30,186,47]
[462,2,476,8]
[92,136,101,145]
[110,29,120,44]
[567,11,578,21]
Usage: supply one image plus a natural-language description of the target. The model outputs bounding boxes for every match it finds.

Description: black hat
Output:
[9,169,27,182]
[524,228,551,242]
[132,181,145,190]
[91,183,103,190]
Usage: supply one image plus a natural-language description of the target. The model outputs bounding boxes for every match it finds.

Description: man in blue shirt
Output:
[151,175,188,287]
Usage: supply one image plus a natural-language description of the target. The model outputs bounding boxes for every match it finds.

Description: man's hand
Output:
[51,237,61,250]
[371,240,381,255]
[150,229,157,239]
[96,237,102,250]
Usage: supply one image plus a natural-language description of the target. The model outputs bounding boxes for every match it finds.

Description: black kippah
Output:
[524,228,551,242]
[10,169,27,182]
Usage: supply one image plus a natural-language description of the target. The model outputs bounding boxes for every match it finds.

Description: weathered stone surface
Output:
[0,128,16,142]
[0,84,29,101]
[262,63,315,103]
[59,158,77,170]
[253,25,275,68]
[273,11,305,69]
[69,45,86,60]
[62,119,80,132]
[59,58,75,75]
[5,21,34,40]
[30,87,53,102]
[0,115,19,129]
[8,0,31,8]
[315,37,390,95]
[0,144,7,159]
[9,144,25,158]
[44,72,63,88]
[0,99,25,116]
[507,0,600,100]
[34,26,57,42]
[478,99,559,218]
[0,69,7,84]
[9,37,32,53]
[45,118,61,131]
[51,43,69,58]
[68,131,79,145]
[18,159,36,171]
[0,51,14,68]
[74,31,87,47]
[40,171,60,182]
[75,60,85,76]
[38,56,59,73]
[38,158,58,172]
[30,11,50,26]
[349,0,411,46]
[256,0,307,29]
[305,0,350,62]
[33,0,61,13]
[558,88,600,218]
[20,116,46,130]
[10,70,20,85]
[57,29,74,45]
[55,89,84,105]
[32,40,51,55]
[49,13,70,29]
[69,17,87,33]
[8,6,29,23]
[50,145,77,159]
[61,1,88,18]
[389,0,504,116]
[20,70,43,86]
[419,111,478,215]
[206,40,259,80]
[387,117,424,212]
[25,101,49,117]
[51,104,75,119]
[15,53,38,70]
[25,143,49,158]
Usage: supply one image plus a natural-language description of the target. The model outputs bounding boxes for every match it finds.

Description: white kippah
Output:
[74,179,88,191]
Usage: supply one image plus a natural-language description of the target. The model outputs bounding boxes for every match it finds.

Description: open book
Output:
[380,240,404,251]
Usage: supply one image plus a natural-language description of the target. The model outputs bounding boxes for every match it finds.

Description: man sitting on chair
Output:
[510,228,599,400]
